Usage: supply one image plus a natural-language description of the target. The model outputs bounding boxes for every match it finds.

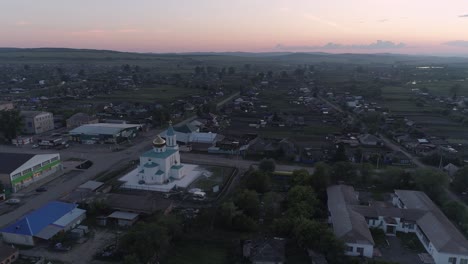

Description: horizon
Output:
[1,0,468,56]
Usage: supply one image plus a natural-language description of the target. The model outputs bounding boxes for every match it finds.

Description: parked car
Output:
[32,144,39,149]
[6,198,21,205]
[36,187,47,192]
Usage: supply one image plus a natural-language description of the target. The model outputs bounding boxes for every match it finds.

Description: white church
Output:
[138,123,185,184]
[120,122,202,192]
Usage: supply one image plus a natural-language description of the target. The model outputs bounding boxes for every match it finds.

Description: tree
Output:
[0,110,23,141]
[332,143,348,162]
[219,201,238,228]
[232,213,258,232]
[311,162,331,193]
[286,185,318,218]
[331,162,357,183]
[291,169,311,186]
[452,166,468,194]
[123,254,140,264]
[245,170,271,193]
[443,201,468,226]
[413,169,448,203]
[234,189,260,218]
[259,158,276,173]
[450,84,462,99]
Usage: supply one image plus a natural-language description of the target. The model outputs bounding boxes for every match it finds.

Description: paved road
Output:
[0,94,244,228]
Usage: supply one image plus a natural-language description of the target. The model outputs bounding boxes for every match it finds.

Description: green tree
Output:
[0,110,23,141]
[232,213,258,232]
[450,84,462,99]
[234,189,260,218]
[413,169,448,203]
[259,158,276,173]
[245,170,271,193]
[291,169,311,186]
[286,185,318,218]
[311,162,331,193]
[443,201,468,226]
[331,162,357,183]
[123,254,140,264]
[452,166,468,194]
[219,201,238,228]
[332,143,348,162]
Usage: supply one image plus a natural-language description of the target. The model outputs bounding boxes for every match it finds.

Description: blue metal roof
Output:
[1,201,77,236]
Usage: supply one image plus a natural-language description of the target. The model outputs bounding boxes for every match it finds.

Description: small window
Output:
[346,246,353,252]
[460,259,468,264]
[449,257,457,264]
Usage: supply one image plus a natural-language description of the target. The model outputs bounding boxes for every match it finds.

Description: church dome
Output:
[153,135,166,147]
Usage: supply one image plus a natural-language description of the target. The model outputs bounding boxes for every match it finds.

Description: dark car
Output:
[36,187,47,192]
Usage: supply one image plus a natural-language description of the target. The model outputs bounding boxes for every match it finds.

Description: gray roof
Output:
[0,153,35,174]
[248,238,285,263]
[327,185,374,245]
[395,190,468,255]
[108,211,139,220]
[69,123,140,136]
[67,112,96,122]
[20,110,50,118]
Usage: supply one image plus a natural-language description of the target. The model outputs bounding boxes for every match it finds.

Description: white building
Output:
[0,152,62,192]
[327,185,468,263]
[20,111,54,134]
[0,201,85,246]
[137,123,185,184]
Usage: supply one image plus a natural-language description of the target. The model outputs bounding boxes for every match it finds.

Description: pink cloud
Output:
[15,21,31,26]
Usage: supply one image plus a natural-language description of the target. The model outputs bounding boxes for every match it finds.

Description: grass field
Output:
[189,166,234,192]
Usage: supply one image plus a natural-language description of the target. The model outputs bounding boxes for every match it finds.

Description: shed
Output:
[107,211,139,227]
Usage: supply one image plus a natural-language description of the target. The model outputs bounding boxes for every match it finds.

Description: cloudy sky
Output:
[1,0,468,55]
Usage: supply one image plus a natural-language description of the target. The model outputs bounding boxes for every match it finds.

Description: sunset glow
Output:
[1,0,468,55]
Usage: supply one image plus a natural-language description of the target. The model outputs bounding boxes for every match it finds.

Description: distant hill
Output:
[0,47,467,65]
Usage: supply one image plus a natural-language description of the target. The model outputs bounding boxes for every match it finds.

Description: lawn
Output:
[164,241,230,264]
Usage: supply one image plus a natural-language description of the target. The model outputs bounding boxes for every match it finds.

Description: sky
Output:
[1,0,468,55]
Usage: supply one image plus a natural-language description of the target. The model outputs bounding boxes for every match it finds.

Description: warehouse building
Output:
[0,153,62,192]
[69,123,141,144]
[0,201,86,246]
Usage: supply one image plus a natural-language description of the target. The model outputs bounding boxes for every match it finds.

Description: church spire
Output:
[166,120,178,149]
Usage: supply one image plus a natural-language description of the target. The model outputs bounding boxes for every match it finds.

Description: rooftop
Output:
[395,190,468,255]
[69,123,140,136]
[327,185,375,245]
[108,211,139,220]
[20,110,51,118]
[0,153,35,174]
[1,201,77,236]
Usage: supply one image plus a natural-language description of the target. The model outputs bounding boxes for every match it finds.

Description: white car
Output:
[6,198,21,205]
[32,144,39,149]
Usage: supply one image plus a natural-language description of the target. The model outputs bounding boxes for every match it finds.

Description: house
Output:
[358,134,382,147]
[327,185,374,258]
[444,163,460,178]
[107,211,139,227]
[0,244,18,264]
[20,111,54,134]
[69,123,141,144]
[243,238,285,264]
[66,112,99,128]
[0,101,14,111]
[0,153,62,192]
[1,201,86,246]
[327,185,468,263]
[384,151,412,166]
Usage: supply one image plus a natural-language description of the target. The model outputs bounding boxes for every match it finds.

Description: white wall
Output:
[431,248,468,264]
[1,232,34,246]
[344,242,373,258]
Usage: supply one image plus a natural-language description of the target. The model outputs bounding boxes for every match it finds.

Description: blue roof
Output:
[142,148,178,159]
[166,125,175,136]
[1,201,77,236]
